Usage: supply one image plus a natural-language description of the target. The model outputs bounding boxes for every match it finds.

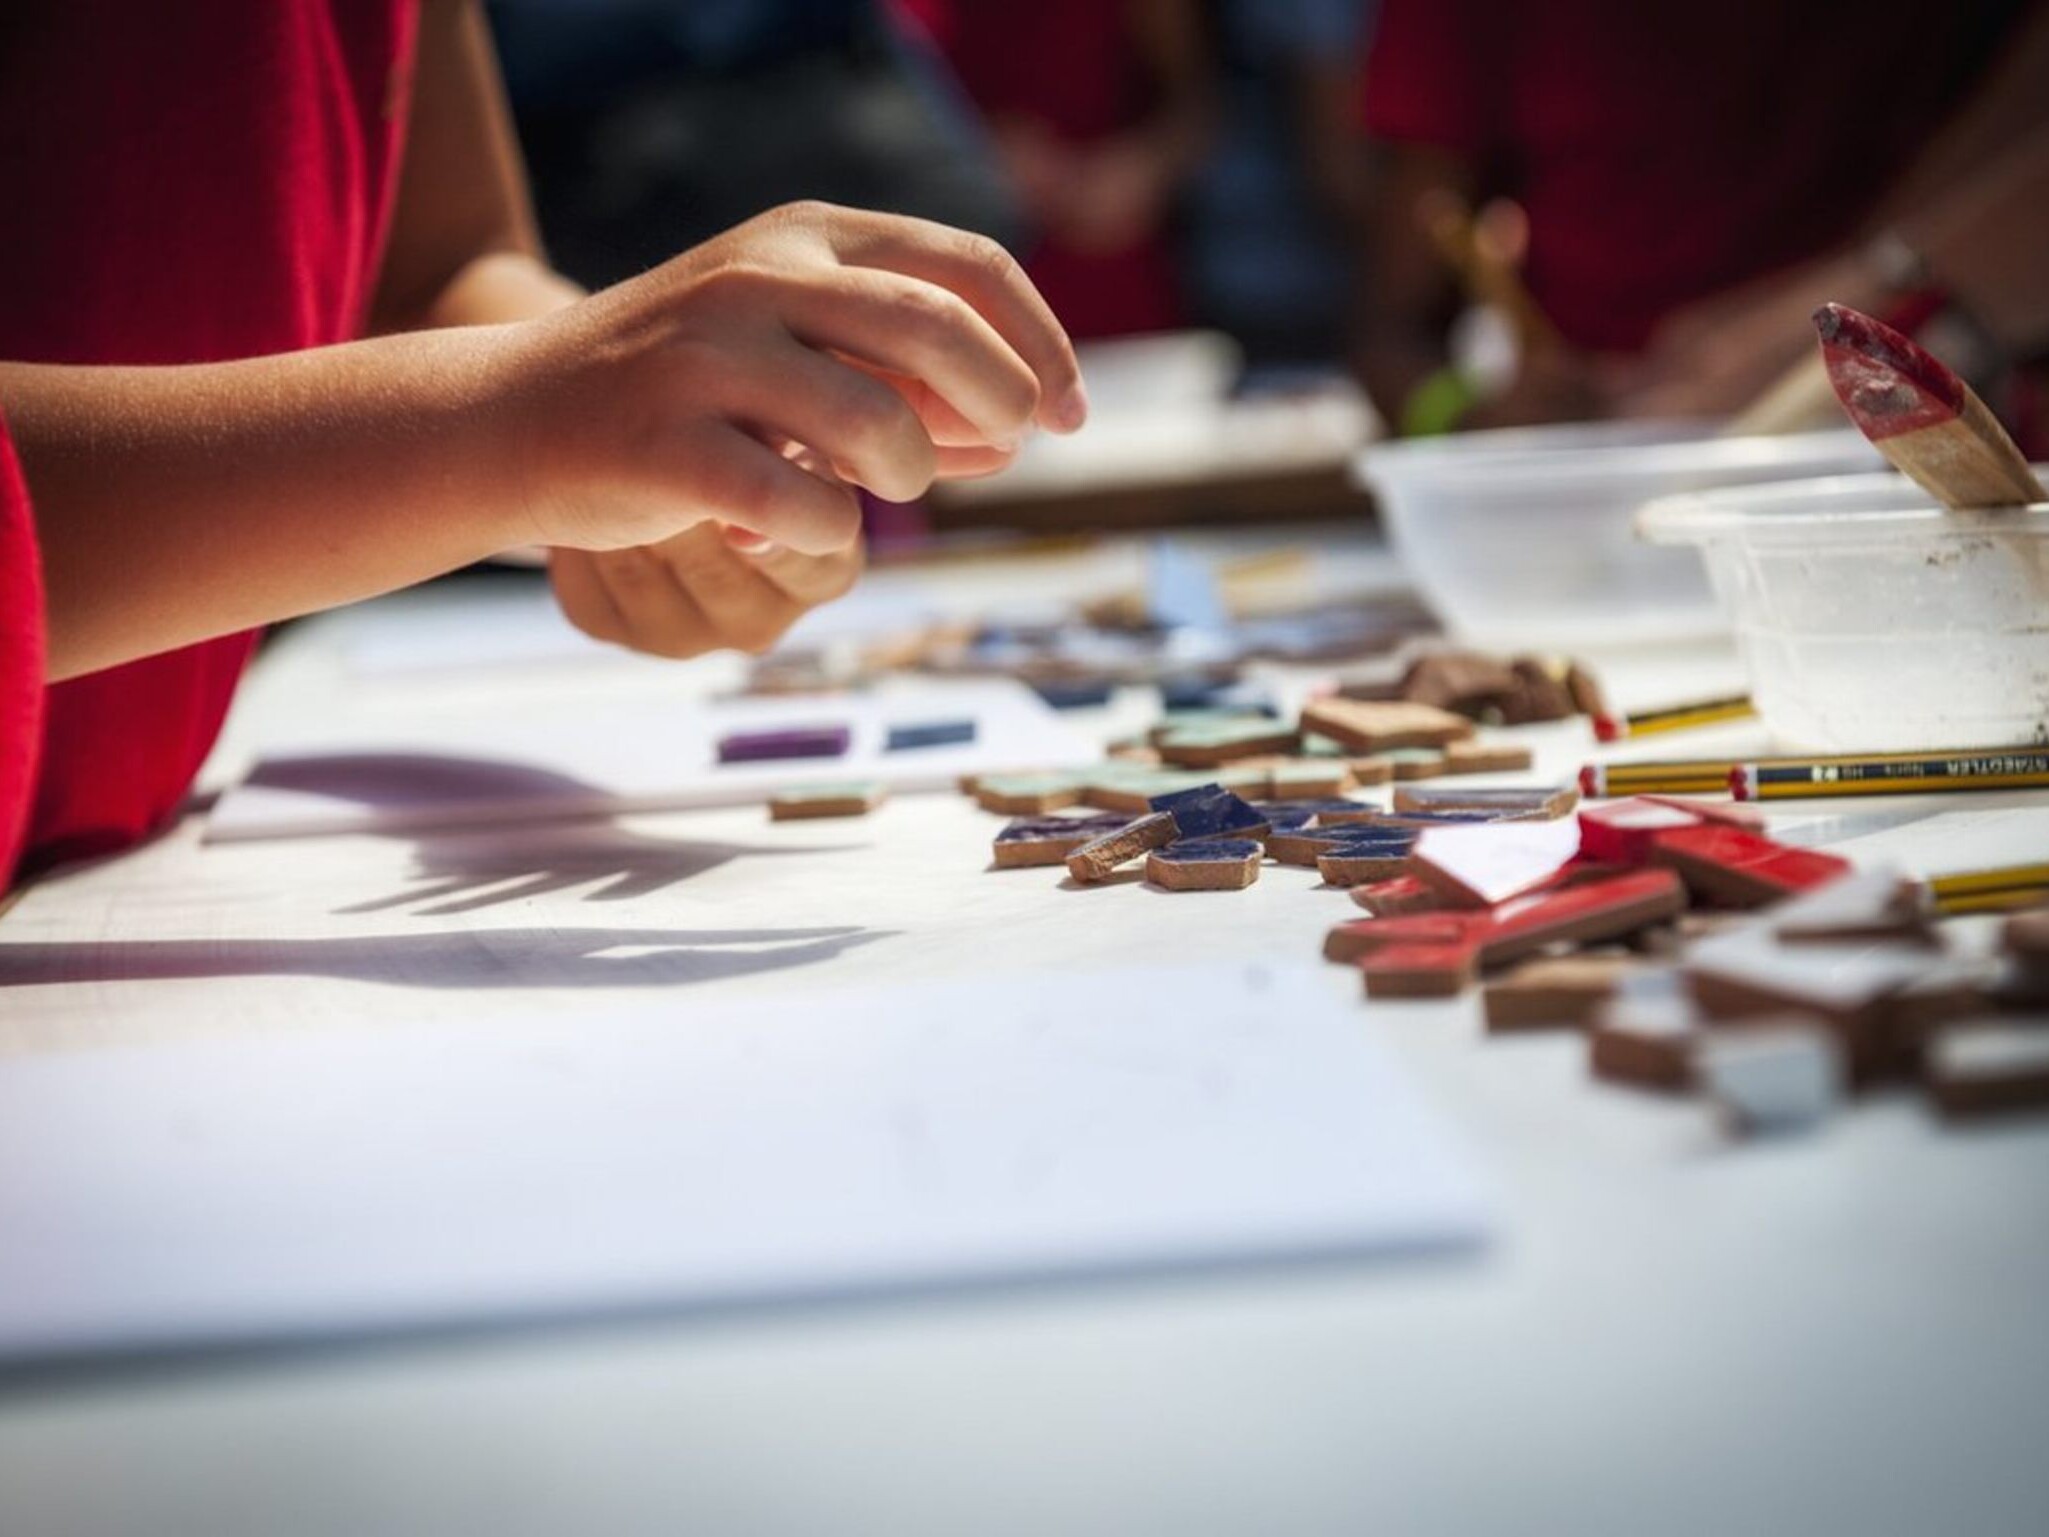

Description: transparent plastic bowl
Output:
[1352,422,1883,647]
[1638,470,2049,752]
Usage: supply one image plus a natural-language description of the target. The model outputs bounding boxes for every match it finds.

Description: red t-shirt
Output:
[902,0,1183,340]
[0,1,417,878]
[1363,0,2037,353]
[0,416,42,889]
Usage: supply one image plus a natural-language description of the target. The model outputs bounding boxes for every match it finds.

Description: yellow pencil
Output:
[1580,759,1750,797]
[1593,694,1756,742]
[1927,862,2049,916]
[1733,748,2049,801]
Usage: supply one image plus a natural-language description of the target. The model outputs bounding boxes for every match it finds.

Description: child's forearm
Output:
[11,202,1086,683]
[2,325,528,680]
[406,250,587,333]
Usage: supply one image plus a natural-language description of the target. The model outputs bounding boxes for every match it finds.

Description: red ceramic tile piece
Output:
[1577,798,1703,865]
[1649,824,1852,907]
[1479,869,1689,966]
[1363,943,1478,998]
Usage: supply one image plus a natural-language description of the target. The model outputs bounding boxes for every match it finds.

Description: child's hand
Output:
[548,521,861,659]
[498,201,1085,562]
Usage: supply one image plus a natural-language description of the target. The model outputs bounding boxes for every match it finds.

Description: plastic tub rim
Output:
[1638,466,2049,543]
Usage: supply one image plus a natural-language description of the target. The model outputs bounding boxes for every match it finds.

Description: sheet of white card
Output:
[0,963,1490,1362]
[206,676,1097,841]
[1809,805,2049,879]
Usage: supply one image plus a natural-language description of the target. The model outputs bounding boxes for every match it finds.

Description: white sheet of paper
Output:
[0,962,1490,1363]
[206,677,1096,842]
[1812,804,2049,879]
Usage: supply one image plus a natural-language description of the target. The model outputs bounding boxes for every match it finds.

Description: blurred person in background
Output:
[1352,0,2049,434]
[487,0,1021,289]
[1180,0,1376,368]
[897,0,1214,341]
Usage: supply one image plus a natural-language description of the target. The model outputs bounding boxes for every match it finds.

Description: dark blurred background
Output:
[487,0,2049,451]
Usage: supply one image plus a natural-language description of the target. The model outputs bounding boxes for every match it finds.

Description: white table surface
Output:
[3,535,2047,1537]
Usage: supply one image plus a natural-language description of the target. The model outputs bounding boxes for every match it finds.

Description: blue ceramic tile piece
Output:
[1031,679,1116,711]
[1159,676,1235,713]
[1248,799,1367,832]
[1379,810,1514,827]
[885,718,978,752]
[993,813,1127,848]
[991,812,1130,868]
[1148,784,1271,841]
[1148,837,1264,865]
[1312,824,1418,856]
[1156,677,1280,715]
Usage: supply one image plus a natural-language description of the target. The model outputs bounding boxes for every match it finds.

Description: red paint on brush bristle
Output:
[1813,302,1964,440]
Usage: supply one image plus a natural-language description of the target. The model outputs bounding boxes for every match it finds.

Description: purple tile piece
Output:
[716,725,852,764]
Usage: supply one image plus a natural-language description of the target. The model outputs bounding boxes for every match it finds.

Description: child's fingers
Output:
[718,343,936,503]
[647,526,805,655]
[575,547,720,658]
[777,267,1043,451]
[652,421,864,556]
[744,534,864,608]
[822,210,1088,433]
[841,360,988,447]
[933,443,1018,479]
[548,549,632,647]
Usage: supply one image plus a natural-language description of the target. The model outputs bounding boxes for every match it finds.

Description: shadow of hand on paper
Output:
[337,822,860,917]
[0,926,894,991]
[214,753,864,916]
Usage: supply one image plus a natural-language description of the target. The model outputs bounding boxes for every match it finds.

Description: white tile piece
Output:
[1698,1026,1843,1135]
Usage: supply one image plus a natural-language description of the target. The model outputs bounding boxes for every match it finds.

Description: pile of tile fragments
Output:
[971,696,2049,1133]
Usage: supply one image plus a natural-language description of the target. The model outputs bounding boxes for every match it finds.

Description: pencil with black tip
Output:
[1731,748,2049,801]
[1592,693,1756,743]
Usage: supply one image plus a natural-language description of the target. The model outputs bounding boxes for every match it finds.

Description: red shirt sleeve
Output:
[0,414,46,892]
[1360,0,1499,157]
[1,1,417,876]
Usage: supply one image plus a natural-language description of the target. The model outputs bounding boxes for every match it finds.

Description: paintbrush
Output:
[1813,302,2045,507]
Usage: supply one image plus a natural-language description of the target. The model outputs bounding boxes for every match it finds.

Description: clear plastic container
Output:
[1637,470,2049,751]
[1352,422,1883,647]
